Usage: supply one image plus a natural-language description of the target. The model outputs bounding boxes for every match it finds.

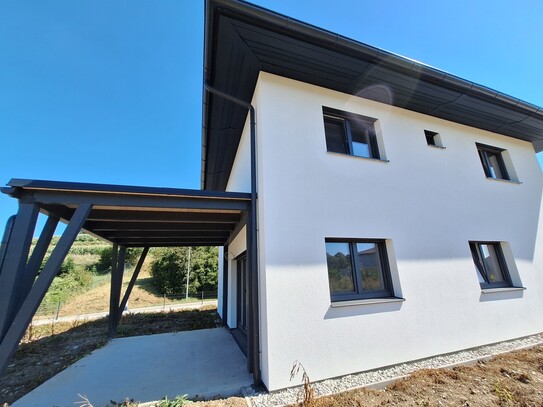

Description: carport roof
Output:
[2,179,250,247]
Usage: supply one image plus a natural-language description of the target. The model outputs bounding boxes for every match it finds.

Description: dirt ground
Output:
[2,313,542,407]
[291,343,543,407]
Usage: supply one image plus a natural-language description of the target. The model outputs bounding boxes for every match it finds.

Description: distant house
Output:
[1,0,543,394]
[204,0,543,391]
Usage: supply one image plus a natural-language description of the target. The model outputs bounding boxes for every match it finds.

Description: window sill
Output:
[428,145,446,149]
[331,297,405,308]
[327,151,389,163]
[481,286,526,294]
[484,177,522,185]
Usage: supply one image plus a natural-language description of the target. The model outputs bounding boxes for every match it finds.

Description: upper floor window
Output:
[325,239,393,302]
[323,107,380,159]
[425,130,444,148]
[476,143,509,180]
[469,242,512,289]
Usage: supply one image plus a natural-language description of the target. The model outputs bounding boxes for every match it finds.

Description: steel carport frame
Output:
[0,179,259,384]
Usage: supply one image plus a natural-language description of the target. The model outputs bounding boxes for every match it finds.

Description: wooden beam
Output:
[116,247,149,325]
[0,204,92,376]
[108,245,125,338]
[0,203,39,339]
[18,215,59,313]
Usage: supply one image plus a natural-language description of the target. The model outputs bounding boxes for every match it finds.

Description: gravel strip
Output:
[245,333,543,407]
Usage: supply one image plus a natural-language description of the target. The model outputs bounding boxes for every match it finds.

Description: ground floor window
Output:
[325,239,393,301]
[469,242,512,289]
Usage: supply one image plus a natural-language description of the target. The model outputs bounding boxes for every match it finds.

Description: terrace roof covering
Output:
[202,0,543,191]
[2,179,251,247]
[0,179,253,378]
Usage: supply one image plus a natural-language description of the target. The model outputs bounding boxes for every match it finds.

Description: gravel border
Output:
[244,333,543,407]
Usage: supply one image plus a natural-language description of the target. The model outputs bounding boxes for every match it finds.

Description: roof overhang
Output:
[202,0,543,191]
[2,179,251,247]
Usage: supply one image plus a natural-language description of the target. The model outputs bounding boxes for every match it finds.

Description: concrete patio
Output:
[12,328,252,407]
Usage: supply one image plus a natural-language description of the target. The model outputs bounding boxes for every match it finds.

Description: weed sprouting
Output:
[290,360,315,406]
[493,381,515,405]
[155,394,191,406]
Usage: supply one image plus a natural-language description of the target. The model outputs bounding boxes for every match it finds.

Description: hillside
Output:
[33,234,218,319]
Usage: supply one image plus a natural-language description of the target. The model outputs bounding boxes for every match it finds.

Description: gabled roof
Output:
[202,0,543,191]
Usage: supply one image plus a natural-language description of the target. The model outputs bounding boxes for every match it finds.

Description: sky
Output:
[1,0,542,236]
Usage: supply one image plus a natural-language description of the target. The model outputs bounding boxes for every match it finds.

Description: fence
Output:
[34,290,218,321]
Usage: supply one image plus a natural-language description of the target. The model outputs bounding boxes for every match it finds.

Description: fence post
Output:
[163,294,166,310]
[201,291,204,305]
[55,302,61,320]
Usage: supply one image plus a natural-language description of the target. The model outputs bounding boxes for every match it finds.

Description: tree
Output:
[95,246,143,273]
[150,247,218,296]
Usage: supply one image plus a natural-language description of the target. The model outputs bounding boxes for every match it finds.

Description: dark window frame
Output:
[425,130,438,146]
[323,107,380,159]
[476,143,510,180]
[469,241,512,289]
[325,238,394,302]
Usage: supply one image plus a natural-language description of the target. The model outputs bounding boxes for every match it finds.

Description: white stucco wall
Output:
[248,72,543,391]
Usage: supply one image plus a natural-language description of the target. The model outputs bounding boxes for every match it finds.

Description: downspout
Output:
[203,82,261,387]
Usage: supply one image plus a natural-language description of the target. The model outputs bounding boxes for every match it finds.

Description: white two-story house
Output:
[204,0,543,391]
[1,0,542,394]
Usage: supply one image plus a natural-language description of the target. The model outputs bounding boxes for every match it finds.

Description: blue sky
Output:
[1,0,542,235]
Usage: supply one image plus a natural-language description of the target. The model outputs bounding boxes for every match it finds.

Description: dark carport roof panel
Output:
[2,179,251,247]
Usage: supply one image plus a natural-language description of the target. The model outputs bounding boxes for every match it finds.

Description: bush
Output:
[41,267,93,307]
[58,257,76,276]
[150,247,218,296]
[150,248,200,295]
[94,246,143,274]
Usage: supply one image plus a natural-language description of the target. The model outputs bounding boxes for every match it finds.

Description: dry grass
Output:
[55,264,166,317]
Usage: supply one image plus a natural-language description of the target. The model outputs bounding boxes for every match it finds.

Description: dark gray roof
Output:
[202,0,543,191]
[2,179,250,247]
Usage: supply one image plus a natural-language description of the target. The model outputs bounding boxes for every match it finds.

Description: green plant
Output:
[95,247,144,274]
[155,395,190,407]
[108,398,139,406]
[149,247,218,295]
[493,381,514,405]
[59,256,76,275]
[150,249,200,295]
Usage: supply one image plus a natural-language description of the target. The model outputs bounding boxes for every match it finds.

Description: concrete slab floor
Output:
[12,328,253,407]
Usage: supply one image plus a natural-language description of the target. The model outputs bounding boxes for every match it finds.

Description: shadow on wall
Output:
[324,300,403,320]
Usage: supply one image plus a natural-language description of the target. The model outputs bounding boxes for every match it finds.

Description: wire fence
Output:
[34,291,218,321]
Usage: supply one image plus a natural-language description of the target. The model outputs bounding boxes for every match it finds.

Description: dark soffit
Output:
[202,0,543,191]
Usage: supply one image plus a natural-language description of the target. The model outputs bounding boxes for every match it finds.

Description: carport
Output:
[0,179,260,385]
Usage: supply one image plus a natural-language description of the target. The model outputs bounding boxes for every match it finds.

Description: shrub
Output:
[58,257,76,276]
[94,246,144,274]
[150,248,200,295]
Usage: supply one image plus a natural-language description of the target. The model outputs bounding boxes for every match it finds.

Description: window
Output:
[325,239,393,301]
[425,130,443,147]
[469,242,511,289]
[323,107,380,159]
[476,143,509,180]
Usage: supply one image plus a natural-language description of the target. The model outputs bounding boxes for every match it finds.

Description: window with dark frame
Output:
[425,130,438,146]
[469,242,512,289]
[323,107,380,159]
[325,239,393,302]
[476,143,510,180]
